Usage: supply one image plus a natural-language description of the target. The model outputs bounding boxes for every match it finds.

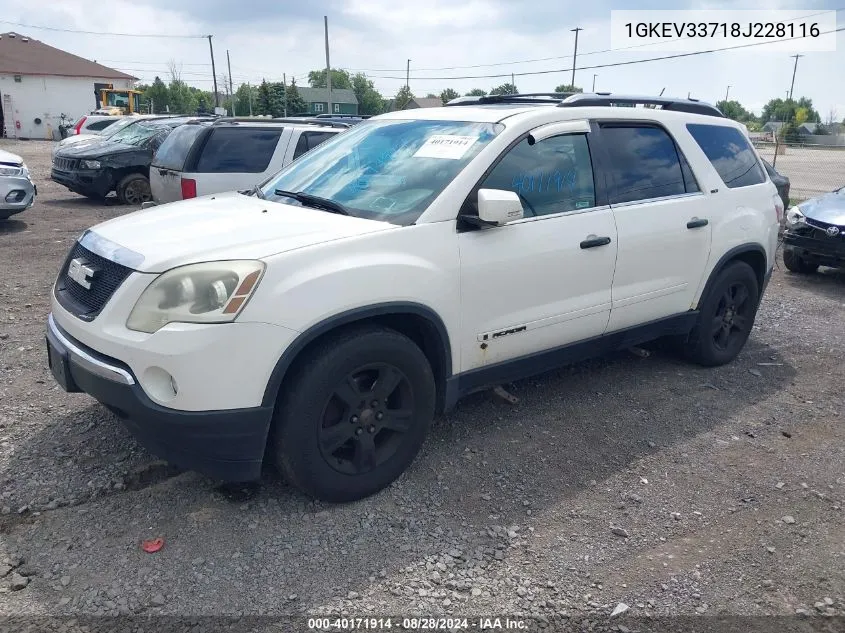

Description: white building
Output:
[0,32,136,140]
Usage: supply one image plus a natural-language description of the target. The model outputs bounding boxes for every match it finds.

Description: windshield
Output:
[108,122,169,147]
[102,118,141,138]
[260,119,503,225]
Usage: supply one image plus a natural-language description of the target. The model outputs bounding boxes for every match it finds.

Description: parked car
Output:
[149,118,344,204]
[51,116,213,204]
[782,185,845,273]
[52,115,166,158]
[67,114,125,137]
[762,159,790,210]
[0,148,36,220]
[46,93,781,502]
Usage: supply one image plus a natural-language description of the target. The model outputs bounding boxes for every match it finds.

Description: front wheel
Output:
[683,261,760,367]
[273,326,436,502]
[116,173,152,206]
[783,246,819,274]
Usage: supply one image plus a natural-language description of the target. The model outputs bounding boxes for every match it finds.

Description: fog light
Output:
[4,190,25,203]
[142,366,179,402]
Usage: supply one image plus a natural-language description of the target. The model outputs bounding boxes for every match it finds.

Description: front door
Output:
[458,122,618,372]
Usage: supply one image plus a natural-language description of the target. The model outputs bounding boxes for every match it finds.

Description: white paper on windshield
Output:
[413,135,477,160]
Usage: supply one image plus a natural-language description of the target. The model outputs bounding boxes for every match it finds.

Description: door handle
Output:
[687,218,709,229]
[580,236,612,249]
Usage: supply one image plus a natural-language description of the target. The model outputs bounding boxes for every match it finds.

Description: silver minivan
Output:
[149,118,344,204]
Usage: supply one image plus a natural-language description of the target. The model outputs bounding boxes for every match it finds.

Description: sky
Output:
[1,0,843,120]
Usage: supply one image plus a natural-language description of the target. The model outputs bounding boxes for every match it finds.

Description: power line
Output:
[0,20,207,38]
[361,26,845,81]
[340,8,841,73]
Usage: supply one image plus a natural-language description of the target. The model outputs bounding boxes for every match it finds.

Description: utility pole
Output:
[725,85,731,102]
[324,16,333,115]
[592,74,597,92]
[570,27,582,88]
[511,73,515,93]
[406,59,411,89]
[788,54,803,101]
[283,72,288,117]
[207,35,219,108]
[226,50,234,115]
[247,82,253,116]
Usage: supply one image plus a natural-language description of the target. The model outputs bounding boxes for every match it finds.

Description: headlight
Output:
[785,206,805,226]
[0,165,23,177]
[80,159,101,169]
[126,261,265,334]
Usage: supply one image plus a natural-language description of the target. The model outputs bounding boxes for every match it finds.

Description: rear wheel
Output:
[116,173,152,206]
[273,326,436,502]
[683,261,760,367]
[783,246,819,274]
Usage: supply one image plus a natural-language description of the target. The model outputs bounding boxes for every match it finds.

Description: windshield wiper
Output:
[273,189,349,215]
[241,184,265,199]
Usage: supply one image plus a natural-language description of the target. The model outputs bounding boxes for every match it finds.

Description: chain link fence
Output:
[754,140,845,203]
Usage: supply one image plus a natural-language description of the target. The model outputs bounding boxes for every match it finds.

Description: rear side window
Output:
[686,123,766,188]
[600,124,693,204]
[196,128,283,173]
[153,124,208,171]
[293,131,337,160]
[86,120,116,131]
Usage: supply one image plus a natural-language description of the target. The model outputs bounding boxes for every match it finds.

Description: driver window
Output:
[480,133,596,217]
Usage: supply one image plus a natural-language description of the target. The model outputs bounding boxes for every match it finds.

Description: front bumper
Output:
[0,174,36,216]
[46,313,274,482]
[783,228,845,267]
[51,167,113,197]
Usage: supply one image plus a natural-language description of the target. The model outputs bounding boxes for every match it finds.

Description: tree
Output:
[465,88,487,96]
[554,84,583,93]
[761,97,820,124]
[440,88,460,105]
[144,76,169,114]
[234,83,259,116]
[794,107,809,126]
[351,73,384,116]
[813,122,829,135]
[285,78,307,115]
[308,68,352,90]
[256,79,273,116]
[394,85,414,110]
[715,99,757,125]
[489,83,518,95]
[167,79,197,114]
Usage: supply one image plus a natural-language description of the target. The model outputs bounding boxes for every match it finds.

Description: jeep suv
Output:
[45,93,781,502]
[149,118,344,204]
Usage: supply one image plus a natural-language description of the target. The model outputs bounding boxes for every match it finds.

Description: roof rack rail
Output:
[558,93,724,117]
[313,113,372,119]
[445,92,577,106]
[212,116,351,128]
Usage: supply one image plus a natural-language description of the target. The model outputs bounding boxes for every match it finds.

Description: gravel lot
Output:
[756,145,845,201]
[1,139,844,630]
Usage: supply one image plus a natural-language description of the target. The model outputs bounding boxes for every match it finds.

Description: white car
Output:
[149,118,343,204]
[0,148,36,219]
[46,93,782,502]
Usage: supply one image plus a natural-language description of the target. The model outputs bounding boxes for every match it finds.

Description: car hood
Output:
[799,189,845,225]
[81,192,397,273]
[0,148,23,166]
[57,140,143,159]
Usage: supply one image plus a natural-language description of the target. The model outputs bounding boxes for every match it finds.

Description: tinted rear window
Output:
[293,131,338,159]
[686,124,766,188]
[196,127,283,173]
[600,124,691,203]
[152,124,208,171]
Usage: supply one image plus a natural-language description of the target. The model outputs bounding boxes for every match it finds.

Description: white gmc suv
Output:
[46,93,782,502]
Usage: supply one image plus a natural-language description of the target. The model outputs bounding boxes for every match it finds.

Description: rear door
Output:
[595,121,713,332]
[192,127,287,197]
[150,124,209,203]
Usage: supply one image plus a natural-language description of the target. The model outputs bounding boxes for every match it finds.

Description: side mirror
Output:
[476,188,523,226]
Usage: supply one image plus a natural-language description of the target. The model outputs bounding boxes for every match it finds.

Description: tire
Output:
[683,261,760,367]
[116,173,152,206]
[783,246,818,274]
[273,325,436,502]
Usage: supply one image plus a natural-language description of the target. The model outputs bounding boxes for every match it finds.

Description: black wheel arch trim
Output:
[696,243,769,310]
[261,302,453,408]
